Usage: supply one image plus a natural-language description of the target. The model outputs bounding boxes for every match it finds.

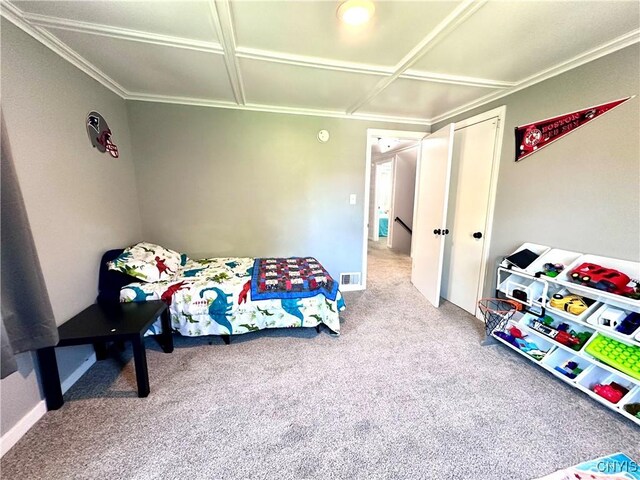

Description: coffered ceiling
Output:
[2,1,638,126]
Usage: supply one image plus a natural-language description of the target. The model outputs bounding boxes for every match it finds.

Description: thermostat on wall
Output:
[317,129,330,143]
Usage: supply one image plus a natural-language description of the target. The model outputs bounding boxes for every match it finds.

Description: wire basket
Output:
[478,298,520,336]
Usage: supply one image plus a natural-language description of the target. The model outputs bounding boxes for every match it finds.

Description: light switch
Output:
[349,194,357,205]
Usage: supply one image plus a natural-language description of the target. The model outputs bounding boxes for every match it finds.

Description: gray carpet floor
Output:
[2,243,639,479]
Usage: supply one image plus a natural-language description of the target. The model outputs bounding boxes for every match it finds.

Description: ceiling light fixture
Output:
[337,0,375,26]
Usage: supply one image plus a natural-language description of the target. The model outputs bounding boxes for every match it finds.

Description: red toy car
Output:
[569,263,634,295]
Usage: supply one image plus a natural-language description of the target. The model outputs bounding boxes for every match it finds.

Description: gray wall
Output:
[433,44,640,296]
[1,20,142,436]
[127,102,425,278]
[391,148,418,255]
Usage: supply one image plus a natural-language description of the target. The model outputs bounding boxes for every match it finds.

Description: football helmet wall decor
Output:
[86,111,118,158]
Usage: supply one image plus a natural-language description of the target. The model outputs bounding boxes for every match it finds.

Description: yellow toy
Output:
[550,294,588,315]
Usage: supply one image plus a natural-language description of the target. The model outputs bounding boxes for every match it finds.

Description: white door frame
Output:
[451,105,506,318]
[387,156,397,249]
[362,129,427,289]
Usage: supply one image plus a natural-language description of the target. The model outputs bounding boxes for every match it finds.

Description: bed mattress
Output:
[120,257,344,336]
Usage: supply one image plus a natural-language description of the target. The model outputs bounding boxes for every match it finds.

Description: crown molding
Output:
[23,11,225,54]
[125,92,238,109]
[346,0,488,114]
[235,47,513,89]
[401,69,514,89]
[245,103,430,126]
[427,28,640,125]
[208,0,246,105]
[0,1,127,97]
[125,92,430,126]
[236,46,392,76]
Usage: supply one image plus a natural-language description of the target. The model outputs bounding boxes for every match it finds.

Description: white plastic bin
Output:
[500,243,550,272]
[519,312,594,352]
[542,348,593,381]
[494,321,554,361]
[577,366,636,404]
[620,386,640,423]
[555,254,640,306]
[586,305,640,346]
[546,288,600,323]
[588,304,629,330]
[504,277,546,305]
[525,248,583,278]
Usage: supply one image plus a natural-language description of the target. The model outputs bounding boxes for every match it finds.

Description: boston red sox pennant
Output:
[515,96,632,162]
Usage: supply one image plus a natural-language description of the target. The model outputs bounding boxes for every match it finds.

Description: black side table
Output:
[37,301,173,410]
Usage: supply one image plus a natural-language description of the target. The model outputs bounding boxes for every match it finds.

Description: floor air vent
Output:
[339,272,361,290]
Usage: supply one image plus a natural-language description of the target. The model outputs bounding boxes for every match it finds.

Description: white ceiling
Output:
[371,138,418,158]
[2,1,639,126]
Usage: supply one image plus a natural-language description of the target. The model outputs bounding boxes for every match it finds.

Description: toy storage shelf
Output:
[492,244,640,427]
[497,259,640,348]
[502,312,639,385]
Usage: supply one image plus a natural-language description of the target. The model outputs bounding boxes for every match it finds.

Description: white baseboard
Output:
[0,351,97,457]
[340,284,365,292]
[61,352,96,394]
[0,400,47,457]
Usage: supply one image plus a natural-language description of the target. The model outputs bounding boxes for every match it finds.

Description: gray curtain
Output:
[1,113,59,379]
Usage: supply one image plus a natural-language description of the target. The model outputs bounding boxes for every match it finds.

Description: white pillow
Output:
[108,242,182,283]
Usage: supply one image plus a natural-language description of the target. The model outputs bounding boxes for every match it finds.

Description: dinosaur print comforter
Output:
[119,257,345,336]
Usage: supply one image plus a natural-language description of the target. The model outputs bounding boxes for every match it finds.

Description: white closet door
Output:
[411,124,455,307]
[442,118,498,315]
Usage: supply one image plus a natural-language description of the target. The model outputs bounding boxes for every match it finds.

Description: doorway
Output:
[362,107,506,314]
[362,129,425,289]
[372,160,393,246]
[410,106,505,312]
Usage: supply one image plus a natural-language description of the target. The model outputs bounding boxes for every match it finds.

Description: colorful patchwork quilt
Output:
[119,257,345,336]
[251,257,339,301]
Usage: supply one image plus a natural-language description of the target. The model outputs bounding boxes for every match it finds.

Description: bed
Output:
[98,244,345,339]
